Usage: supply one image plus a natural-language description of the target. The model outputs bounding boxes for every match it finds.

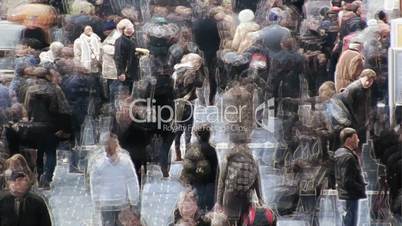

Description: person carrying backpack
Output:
[215,144,264,225]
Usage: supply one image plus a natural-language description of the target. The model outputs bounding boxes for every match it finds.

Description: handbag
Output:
[243,205,276,226]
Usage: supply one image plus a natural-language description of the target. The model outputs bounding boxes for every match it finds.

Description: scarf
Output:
[78,33,101,71]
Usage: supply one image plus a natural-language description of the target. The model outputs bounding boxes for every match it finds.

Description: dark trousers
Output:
[174,115,194,150]
[37,134,58,182]
[206,56,217,105]
[343,199,359,226]
[194,183,215,211]
[101,210,122,226]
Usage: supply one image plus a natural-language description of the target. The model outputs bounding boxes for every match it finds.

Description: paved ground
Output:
[37,104,396,226]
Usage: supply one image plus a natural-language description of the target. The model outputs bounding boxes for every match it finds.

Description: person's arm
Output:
[39,198,52,226]
[73,39,81,63]
[126,157,140,207]
[231,27,242,50]
[253,162,264,204]
[216,157,228,206]
[343,157,366,193]
[89,164,101,206]
[114,38,129,77]
[349,54,364,81]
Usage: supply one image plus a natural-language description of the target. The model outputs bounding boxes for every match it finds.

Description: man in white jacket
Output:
[89,132,140,226]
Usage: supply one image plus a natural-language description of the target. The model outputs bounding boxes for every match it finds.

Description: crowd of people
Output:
[0,0,401,226]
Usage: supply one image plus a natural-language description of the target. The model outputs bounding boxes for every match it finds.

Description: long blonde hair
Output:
[4,154,34,185]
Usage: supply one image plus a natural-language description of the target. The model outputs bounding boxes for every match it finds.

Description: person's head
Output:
[49,41,64,57]
[359,69,376,89]
[100,132,119,157]
[318,81,336,100]
[238,9,255,23]
[83,25,93,36]
[195,123,211,142]
[206,211,229,226]
[267,7,283,24]
[340,127,359,150]
[117,19,133,33]
[123,24,135,37]
[5,154,32,176]
[351,1,362,16]
[178,189,198,220]
[61,47,74,59]
[377,10,388,23]
[5,170,31,196]
[179,27,192,43]
[280,37,296,51]
[118,208,142,226]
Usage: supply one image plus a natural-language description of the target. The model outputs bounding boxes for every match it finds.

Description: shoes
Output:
[161,166,170,178]
[69,166,84,174]
[175,147,182,161]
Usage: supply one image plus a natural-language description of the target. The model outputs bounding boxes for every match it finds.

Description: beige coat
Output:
[335,48,364,92]
[231,22,260,51]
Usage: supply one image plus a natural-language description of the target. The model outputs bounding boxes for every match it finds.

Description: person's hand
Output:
[118,74,126,81]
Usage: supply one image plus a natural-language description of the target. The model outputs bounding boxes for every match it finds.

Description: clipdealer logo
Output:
[128,98,270,131]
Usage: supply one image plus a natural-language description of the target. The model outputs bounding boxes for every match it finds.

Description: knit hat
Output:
[267,7,283,22]
[239,9,255,23]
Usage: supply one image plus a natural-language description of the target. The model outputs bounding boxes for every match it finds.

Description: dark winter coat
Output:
[334,80,371,131]
[260,25,291,54]
[192,18,220,59]
[114,35,139,81]
[0,191,52,226]
[268,49,304,99]
[181,142,218,186]
[334,147,367,200]
[61,74,92,135]
[24,78,71,132]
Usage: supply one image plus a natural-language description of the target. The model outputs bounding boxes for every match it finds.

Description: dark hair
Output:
[195,123,211,142]
[377,10,387,21]
[340,127,357,144]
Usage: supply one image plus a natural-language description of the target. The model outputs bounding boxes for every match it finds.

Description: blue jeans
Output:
[343,200,359,226]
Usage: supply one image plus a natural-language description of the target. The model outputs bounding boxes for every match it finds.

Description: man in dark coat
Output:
[114,23,139,93]
[192,11,221,105]
[335,127,367,226]
[331,69,376,140]
[23,67,72,188]
[0,171,52,226]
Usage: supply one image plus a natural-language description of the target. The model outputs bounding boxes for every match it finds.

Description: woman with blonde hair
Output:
[3,154,35,187]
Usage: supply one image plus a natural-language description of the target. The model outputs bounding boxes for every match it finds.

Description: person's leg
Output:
[36,146,45,181]
[344,199,359,226]
[174,128,183,161]
[207,56,217,105]
[101,211,117,226]
[44,135,58,182]
[159,131,175,177]
[184,115,194,147]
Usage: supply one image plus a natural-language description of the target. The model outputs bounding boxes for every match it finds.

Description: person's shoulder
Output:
[26,192,47,204]
[335,147,353,158]
[0,191,11,201]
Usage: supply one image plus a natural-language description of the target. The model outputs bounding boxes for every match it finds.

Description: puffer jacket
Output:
[334,147,367,200]
[232,22,260,51]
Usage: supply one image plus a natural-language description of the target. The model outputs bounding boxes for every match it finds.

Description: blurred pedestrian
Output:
[0,170,52,226]
[89,132,140,226]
